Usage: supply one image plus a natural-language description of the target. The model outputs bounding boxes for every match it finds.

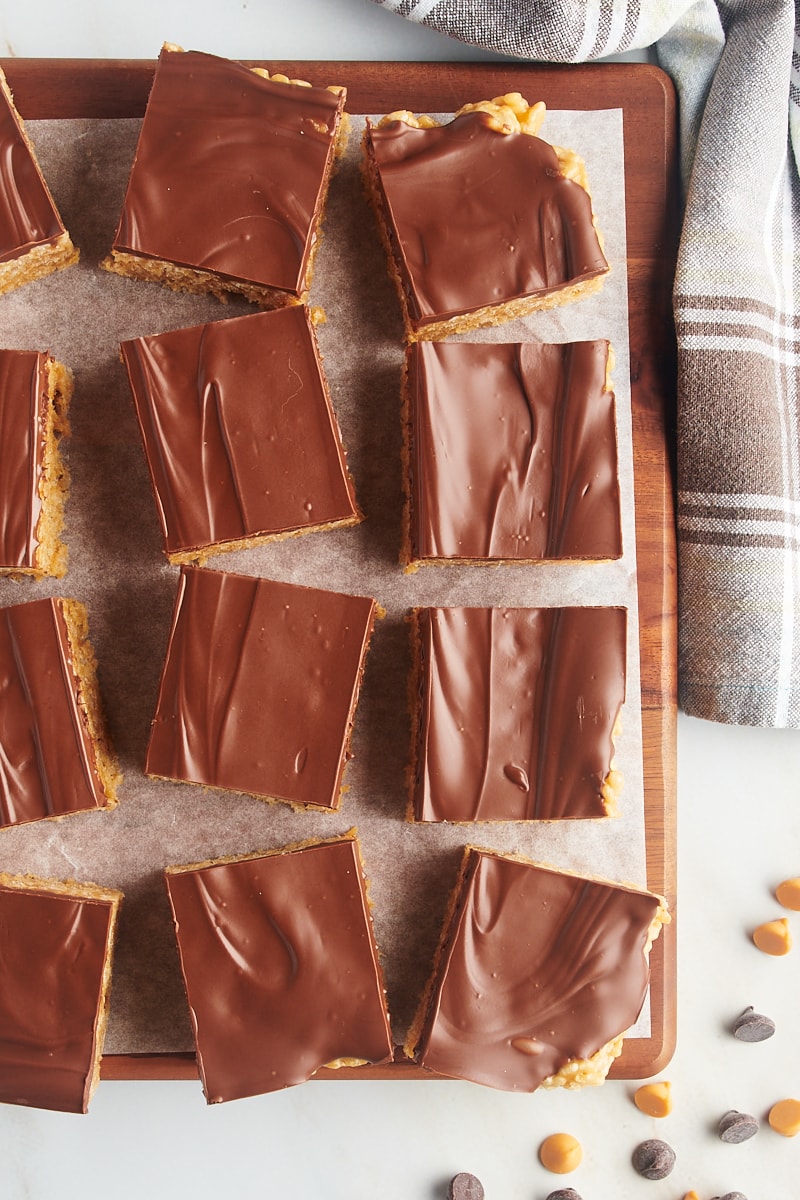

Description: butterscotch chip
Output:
[768,1098,800,1137]
[752,917,792,955]
[634,1080,672,1117]
[775,877,800,910]
[539,1132,582,1174]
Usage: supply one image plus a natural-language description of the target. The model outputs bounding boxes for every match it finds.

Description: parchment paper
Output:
[0,108,642,1054]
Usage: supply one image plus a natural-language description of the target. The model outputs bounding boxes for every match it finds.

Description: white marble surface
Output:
[2,3,800,1198]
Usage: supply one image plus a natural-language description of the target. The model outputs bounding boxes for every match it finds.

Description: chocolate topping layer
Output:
[146,566,376,809]
[415,850,661,1091]
[412,606,626,821]
[121,307,358,560]
[365,112,608,328]
[165,836,394,1101]
[0,882,117,1112]
[0,72,65,263]
[0,348,46,569]
[0,598,108,827]
[406,340,621,562]
[111,48,345,295]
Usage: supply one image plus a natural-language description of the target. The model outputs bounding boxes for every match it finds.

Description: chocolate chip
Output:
[732,1006,775,1042]
[718,1110,759,1143]
[711,1194,748,1200]
[448,1173,485,1200]
[545,1191,583,1200]
[631,1138,675,1179]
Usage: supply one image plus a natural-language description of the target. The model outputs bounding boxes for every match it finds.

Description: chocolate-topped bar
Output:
[120,307,360,563]
[364,96,609,340]
[407,848,668,1092]
[165,832,394,1101]
[0,597,121,829]
[0,67,79,294]
[410,606,626,822]
[0,347,72,578]
[403,339,621,566]
[146,566,376,810]
[104,46,347,305]
[0,873,122,1113]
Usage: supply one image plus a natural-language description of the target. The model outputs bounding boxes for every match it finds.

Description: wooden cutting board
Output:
[0,58,678,1084]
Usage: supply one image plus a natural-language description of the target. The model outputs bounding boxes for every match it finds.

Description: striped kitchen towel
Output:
[370,0,800,727]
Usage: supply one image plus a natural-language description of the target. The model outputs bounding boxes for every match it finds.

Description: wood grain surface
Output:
[1,58,678,1086]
